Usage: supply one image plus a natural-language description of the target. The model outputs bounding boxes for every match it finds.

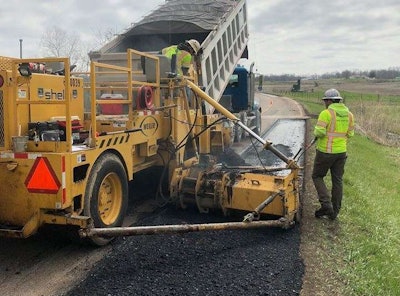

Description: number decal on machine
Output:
[70,78,81,87]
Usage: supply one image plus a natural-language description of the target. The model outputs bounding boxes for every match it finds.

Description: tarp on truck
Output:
[94,0,240,53]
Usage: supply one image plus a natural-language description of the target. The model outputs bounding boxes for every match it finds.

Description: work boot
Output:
[328,211,338,220]
[315,207,334,218]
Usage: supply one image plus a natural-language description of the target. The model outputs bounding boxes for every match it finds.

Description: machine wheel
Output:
[84,153,128,246]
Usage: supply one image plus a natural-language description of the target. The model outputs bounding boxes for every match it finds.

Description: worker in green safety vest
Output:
[161,39,201,76]
[312,88,355,220]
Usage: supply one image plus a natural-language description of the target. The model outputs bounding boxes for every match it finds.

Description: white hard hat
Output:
[322,88,342,101]
[186,39,201,55]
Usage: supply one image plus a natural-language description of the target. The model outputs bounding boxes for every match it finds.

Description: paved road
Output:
[232,92,307,159]
[258,92,306,130]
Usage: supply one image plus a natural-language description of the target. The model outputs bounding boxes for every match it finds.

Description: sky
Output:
[0,0,399,75]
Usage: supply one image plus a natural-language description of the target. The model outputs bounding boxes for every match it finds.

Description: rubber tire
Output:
[84,153,128,246]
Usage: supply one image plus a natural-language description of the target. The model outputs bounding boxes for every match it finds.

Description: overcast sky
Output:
[0,0,399,75]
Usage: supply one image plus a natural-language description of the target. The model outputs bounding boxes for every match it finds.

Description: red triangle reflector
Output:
[25,157,61,194]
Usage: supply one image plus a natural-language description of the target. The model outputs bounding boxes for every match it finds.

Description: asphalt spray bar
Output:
[186,80,299,169]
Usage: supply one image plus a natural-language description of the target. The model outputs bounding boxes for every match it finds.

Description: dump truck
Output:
[221,63,262,142]
[0,0,301,245]
[90,0,261,143]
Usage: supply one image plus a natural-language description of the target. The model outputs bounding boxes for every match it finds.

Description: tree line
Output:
[40,26,115,72]
[262,68,400,82]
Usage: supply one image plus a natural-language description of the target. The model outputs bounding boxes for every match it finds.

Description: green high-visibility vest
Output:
[314,103,355,153]
[161,45,192,74]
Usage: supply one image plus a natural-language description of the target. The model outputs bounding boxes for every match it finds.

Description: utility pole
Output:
[19,39,23,58]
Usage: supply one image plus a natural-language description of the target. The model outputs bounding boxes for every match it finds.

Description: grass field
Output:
[265,78,400,147]
[273,79,400,295]
[342,135,400,295]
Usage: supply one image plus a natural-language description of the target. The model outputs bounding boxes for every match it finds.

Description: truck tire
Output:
[84,153,128,246]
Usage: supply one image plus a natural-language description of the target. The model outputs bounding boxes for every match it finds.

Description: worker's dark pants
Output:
[312,150,347,214]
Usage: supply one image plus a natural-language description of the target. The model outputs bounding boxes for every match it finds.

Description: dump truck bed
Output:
[90,0,249,113]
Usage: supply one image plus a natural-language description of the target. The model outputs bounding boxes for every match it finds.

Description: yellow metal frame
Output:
[0,49,301,241]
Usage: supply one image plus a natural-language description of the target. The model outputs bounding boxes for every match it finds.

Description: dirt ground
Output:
[299,116,348,296]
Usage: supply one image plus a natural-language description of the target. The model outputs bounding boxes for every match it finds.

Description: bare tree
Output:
[40,26,86,71]
[40,26,119,72]
[92,27,117,48]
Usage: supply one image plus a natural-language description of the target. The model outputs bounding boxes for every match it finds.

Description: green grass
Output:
[285,90,400,146]
[300,96,400,295]
[341,135,400,295]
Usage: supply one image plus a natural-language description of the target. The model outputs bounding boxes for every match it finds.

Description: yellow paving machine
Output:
[0,0,302,245]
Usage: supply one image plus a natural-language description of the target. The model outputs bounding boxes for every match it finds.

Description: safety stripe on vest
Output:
[326,109,353,152]
[327,131,347,137]
[326,109,336,152]
[175,48,191,68]
[316,120,327,128]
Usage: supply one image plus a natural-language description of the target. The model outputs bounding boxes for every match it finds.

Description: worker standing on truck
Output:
[162,39,201,76]
[312,88,354,220]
